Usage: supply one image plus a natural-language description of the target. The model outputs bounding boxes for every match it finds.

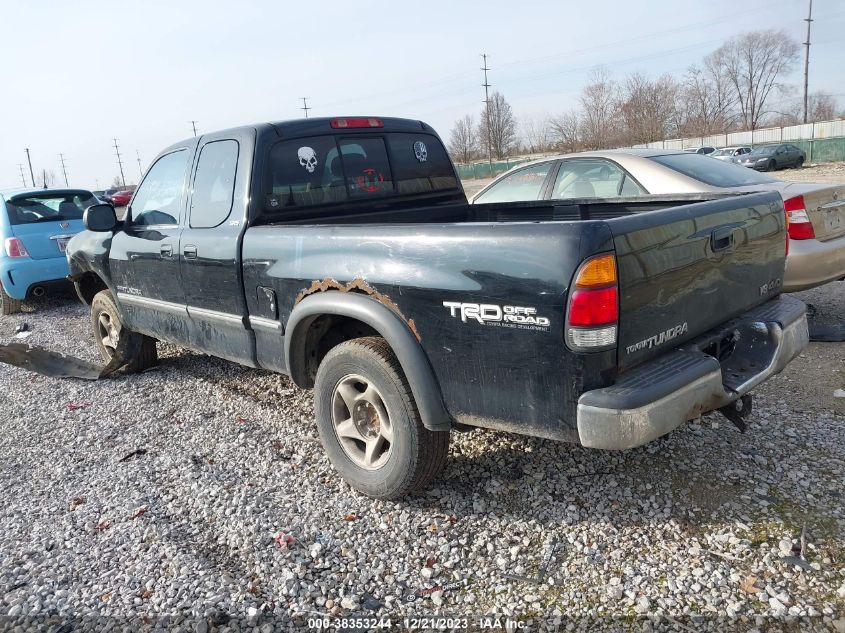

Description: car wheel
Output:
[796,157,804,168]
[767,160,777,171]
[314,336,449,499]
[0,284,22,316]
[91,290,157,372]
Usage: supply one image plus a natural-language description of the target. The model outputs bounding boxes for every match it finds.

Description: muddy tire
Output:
[314,336,449,499]
[0,285,22,316]
[91,290,157,373]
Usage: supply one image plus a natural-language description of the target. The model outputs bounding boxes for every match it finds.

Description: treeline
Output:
[448,29,843,163]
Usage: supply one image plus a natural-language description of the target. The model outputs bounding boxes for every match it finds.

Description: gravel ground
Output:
[0,282,844,632]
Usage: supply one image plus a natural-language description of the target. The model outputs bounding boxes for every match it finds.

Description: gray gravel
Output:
[0,286,844,632]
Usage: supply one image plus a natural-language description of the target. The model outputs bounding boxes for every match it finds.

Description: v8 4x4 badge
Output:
[443,301,550,331]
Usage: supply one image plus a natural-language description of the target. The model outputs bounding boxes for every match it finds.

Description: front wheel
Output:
[767,159,777,171]
[91,290,157,373]
[314,337,449,499]
[0,285,22,316]
[796,157,805,168]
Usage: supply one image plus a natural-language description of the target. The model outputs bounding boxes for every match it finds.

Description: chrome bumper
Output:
[576,295,808,450]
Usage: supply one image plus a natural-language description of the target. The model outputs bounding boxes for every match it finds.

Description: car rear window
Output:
[263,133,458,212]
[5,191,97,225]
[649,153,777,187]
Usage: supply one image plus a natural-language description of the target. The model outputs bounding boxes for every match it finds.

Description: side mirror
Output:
[84,203,118,232]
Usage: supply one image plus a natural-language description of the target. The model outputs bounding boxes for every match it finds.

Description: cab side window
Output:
[190,140,239,228]
[473,162,552,203]
[553,159,647,199]
[130,149,188,226]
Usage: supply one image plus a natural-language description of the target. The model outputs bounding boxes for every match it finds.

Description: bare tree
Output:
[682,49,738,136]
[111,175,123,188]
[715,29,800,130]
[549,110,581,153]
[808,92,839,122]
[447,115,478,164]
[579,68,620,149]
[478,91,518,159]
[617,72,680,145]
[521,115,552,154]
[40,169,56,188]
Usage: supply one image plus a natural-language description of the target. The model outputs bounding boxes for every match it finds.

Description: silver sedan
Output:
[470,150,845,292]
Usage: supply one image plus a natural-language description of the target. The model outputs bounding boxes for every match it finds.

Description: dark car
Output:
[66,116,806,499]
[736,144,806,171]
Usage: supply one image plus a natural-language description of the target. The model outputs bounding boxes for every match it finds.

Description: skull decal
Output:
[413,141,428,163]
[297,146,318,173]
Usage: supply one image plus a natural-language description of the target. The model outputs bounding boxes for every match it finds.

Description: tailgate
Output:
[609,191,786,371]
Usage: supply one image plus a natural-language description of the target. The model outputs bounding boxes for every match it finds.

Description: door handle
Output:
[160,244,173,257]
[183,245,198,259]
[710,227,735,252]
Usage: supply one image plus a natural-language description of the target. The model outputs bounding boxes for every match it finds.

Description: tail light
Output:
[4,237,29,258]
[784,195,815,240]
[566,253,618,349]
[330,118,384,129]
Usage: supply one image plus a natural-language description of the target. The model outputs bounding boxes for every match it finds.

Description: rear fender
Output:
[285,291,452,432]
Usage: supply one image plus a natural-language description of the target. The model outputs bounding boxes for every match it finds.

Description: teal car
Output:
[1,188,96,314]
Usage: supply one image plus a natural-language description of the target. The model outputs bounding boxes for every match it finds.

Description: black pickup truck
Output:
[66,117,808,499]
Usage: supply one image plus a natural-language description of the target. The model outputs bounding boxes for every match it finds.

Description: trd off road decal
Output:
[443,301,550,331]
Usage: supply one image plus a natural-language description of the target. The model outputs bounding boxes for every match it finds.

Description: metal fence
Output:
[632,118,845,153]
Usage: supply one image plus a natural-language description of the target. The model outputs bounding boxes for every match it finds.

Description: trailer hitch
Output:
[718,394,753,433]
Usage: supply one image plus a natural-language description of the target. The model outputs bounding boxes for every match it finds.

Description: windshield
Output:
[751,146,777,155]
[5,191,96,225]
[649,153,777,187]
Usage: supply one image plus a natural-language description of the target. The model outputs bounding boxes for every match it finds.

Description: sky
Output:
[1,0,842,189]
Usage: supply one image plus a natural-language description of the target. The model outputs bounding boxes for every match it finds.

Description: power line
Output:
[301,97,311,118]
[24,148,35,188]
[481,53,493,168]
[58,153,69,186]
[190,120,198,136]
[136,150,143,177]
[113,139,126,187]
[803,0,813,124]
[17,164,26,187]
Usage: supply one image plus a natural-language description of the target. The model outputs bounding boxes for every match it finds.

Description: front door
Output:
[109,145,194,345]
[179,129,256,365]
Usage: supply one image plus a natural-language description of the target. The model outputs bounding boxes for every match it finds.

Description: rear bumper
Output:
[576,295,808,450]
[0,256,71,300]
[784,234,845,291]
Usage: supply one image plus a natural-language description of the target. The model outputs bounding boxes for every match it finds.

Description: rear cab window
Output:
[263,132,458,214]
[5,191,97,225]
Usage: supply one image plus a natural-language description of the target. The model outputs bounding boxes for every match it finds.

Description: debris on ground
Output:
[95,519,111,531]
[129,506,148,520]
[14,323,29,334]
[69,496,85,510]
[834,389,845,398]
[66,402,91,411]
[274,532,296,549]
[119,448,147,462]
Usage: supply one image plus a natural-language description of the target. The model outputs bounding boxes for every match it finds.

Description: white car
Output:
[711,146,752,162]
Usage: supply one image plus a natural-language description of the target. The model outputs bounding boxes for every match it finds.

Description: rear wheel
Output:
[91,290,157,372]
[767,159,777,171]
[796,157,804,168]
[0,285,22,316]
[314,337,449,499]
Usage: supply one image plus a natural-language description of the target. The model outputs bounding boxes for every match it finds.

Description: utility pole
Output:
[803,0,813,124]
[17,164,27,187]
[58,153,69,186]
[113,138,126,187]
[480,53,493,168]
[190,120,198,136]
[136,150,143,177]
[301,97,311,118]
[24,148,35,187]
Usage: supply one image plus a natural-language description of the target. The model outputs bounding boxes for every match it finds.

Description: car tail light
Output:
[566,253,618,349]
[330,118,384,129]
[4,237,29,258]
[784,195,815,240]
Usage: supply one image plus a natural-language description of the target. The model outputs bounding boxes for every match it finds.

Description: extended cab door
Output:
[180,128,256,366]
[110,146,193,345]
